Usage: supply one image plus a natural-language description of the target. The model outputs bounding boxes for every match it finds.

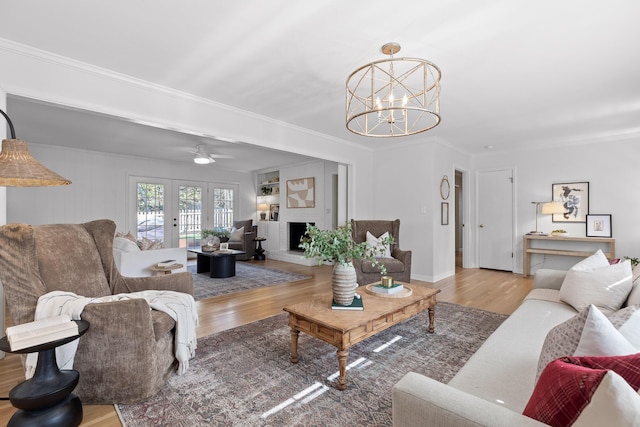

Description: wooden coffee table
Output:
[283,282,440,390]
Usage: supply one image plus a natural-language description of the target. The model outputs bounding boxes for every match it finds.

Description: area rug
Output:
[116,302,507,426]
[190,263,310,301]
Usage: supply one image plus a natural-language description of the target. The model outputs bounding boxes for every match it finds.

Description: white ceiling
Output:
[1,0,640,170]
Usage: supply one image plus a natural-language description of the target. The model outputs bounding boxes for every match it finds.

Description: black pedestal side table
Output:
[254,237,267,260]
[0,320,90,427]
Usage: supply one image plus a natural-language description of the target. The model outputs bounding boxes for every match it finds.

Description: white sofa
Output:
[113,237,188,277]
[392,268,627,426]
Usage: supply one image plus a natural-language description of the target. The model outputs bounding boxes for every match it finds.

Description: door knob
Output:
[479,224,484,228]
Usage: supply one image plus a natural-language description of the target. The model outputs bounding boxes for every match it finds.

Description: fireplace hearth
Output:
[289,222,314,251]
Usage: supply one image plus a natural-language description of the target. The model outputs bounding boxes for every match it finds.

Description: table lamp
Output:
[530,201,565,234]
[258,203,269,220]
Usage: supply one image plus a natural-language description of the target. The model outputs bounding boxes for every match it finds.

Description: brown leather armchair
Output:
[351,219,412,285]
[0,219,194,404]
[226,219,257,260]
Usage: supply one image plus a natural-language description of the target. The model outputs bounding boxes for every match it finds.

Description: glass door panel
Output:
[177,184,204,249]
[212,187,234,229]
[136,182,166,243]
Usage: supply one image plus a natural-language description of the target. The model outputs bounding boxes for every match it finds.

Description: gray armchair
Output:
[226,219,257,260]
[0,219,194,404]
[351,219,412,285]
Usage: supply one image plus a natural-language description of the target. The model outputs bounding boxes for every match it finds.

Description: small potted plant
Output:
[201,228,231,250]
[299,222,393,305]
[550,229,568,236]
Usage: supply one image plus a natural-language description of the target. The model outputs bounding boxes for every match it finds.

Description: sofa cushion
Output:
[229,226,245,242]
[524,354,640,426]
[448,296,577,412]
[366,231,392,258]
[573,305,637,356]
[537,304,640,379]
[139,237,165,250]
[571,249,610,271]
[116,230,137,244]
[233,220,252,233]
[113,236,141,252]
[559,260,633,314]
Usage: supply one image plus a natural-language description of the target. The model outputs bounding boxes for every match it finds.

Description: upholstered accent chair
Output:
[350,219,412,285]
[226,219,257,260]
[0,219,194,404]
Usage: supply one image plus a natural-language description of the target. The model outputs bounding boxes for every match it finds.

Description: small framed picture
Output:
[586,214,612,238]
[269,204,279,221]
[441,202,449,225]
[219,242,229,251]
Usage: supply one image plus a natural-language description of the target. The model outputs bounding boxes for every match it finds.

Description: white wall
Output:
[371,141,470,282]
[6,143,255,231]
[472,140,640,274]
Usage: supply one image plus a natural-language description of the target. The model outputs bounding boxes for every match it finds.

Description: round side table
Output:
[149,263,184,275]
[254,237,267,260]
[0,320,89,427]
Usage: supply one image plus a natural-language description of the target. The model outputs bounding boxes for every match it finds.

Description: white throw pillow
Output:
[572,249,610,271]
[560,260,633,314]
[113,236,140,252]
[572,370,640,427]
[229,226,244,242]
[366,231,391,258]
[574,305,638,357]
[537,304,640,379]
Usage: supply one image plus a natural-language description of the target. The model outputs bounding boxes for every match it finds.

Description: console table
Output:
[523,234,615,277]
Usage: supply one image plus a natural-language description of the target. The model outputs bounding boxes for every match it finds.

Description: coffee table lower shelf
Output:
[283,283,440,390]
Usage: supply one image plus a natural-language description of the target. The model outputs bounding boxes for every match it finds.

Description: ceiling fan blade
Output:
[208,154,235,159]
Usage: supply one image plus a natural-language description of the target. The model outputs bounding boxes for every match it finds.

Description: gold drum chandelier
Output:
[346,42,441,137]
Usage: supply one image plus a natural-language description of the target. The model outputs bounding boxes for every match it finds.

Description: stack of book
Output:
[331,295,364,310]
[5,314,79,351]
[157,259,179,268]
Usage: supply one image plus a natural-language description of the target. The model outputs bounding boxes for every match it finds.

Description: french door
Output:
[129,176,238,248]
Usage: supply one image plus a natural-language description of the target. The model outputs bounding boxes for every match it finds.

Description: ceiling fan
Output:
[192,145,234,165]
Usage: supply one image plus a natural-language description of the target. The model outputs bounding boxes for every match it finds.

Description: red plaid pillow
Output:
[523,354,640,426]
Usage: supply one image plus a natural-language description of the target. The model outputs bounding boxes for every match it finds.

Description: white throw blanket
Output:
[25,290,199,379]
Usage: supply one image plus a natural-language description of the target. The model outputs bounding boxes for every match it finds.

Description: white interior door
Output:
[477,169,514,271]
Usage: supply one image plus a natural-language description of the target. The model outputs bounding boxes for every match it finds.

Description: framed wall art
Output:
[269,204,279,221]
[441,202,449,225]
[440,175,450,200]
[551,182,589,223]
[586,214,612,238]
[286,177,315,208]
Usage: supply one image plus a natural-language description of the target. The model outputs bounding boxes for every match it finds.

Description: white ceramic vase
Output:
[332,262,358,306]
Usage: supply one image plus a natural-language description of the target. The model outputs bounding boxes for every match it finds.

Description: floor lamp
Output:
[0,108,72,357]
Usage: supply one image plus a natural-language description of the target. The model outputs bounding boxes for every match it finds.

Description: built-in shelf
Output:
[257,170,280,224]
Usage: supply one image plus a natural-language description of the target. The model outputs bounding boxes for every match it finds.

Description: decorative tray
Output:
[364,283,413,298]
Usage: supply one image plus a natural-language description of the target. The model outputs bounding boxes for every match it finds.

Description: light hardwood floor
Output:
[0,259,534,426]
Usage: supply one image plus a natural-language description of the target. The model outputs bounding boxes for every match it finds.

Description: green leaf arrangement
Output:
[201,228,230,238]
[299,222,394,274]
